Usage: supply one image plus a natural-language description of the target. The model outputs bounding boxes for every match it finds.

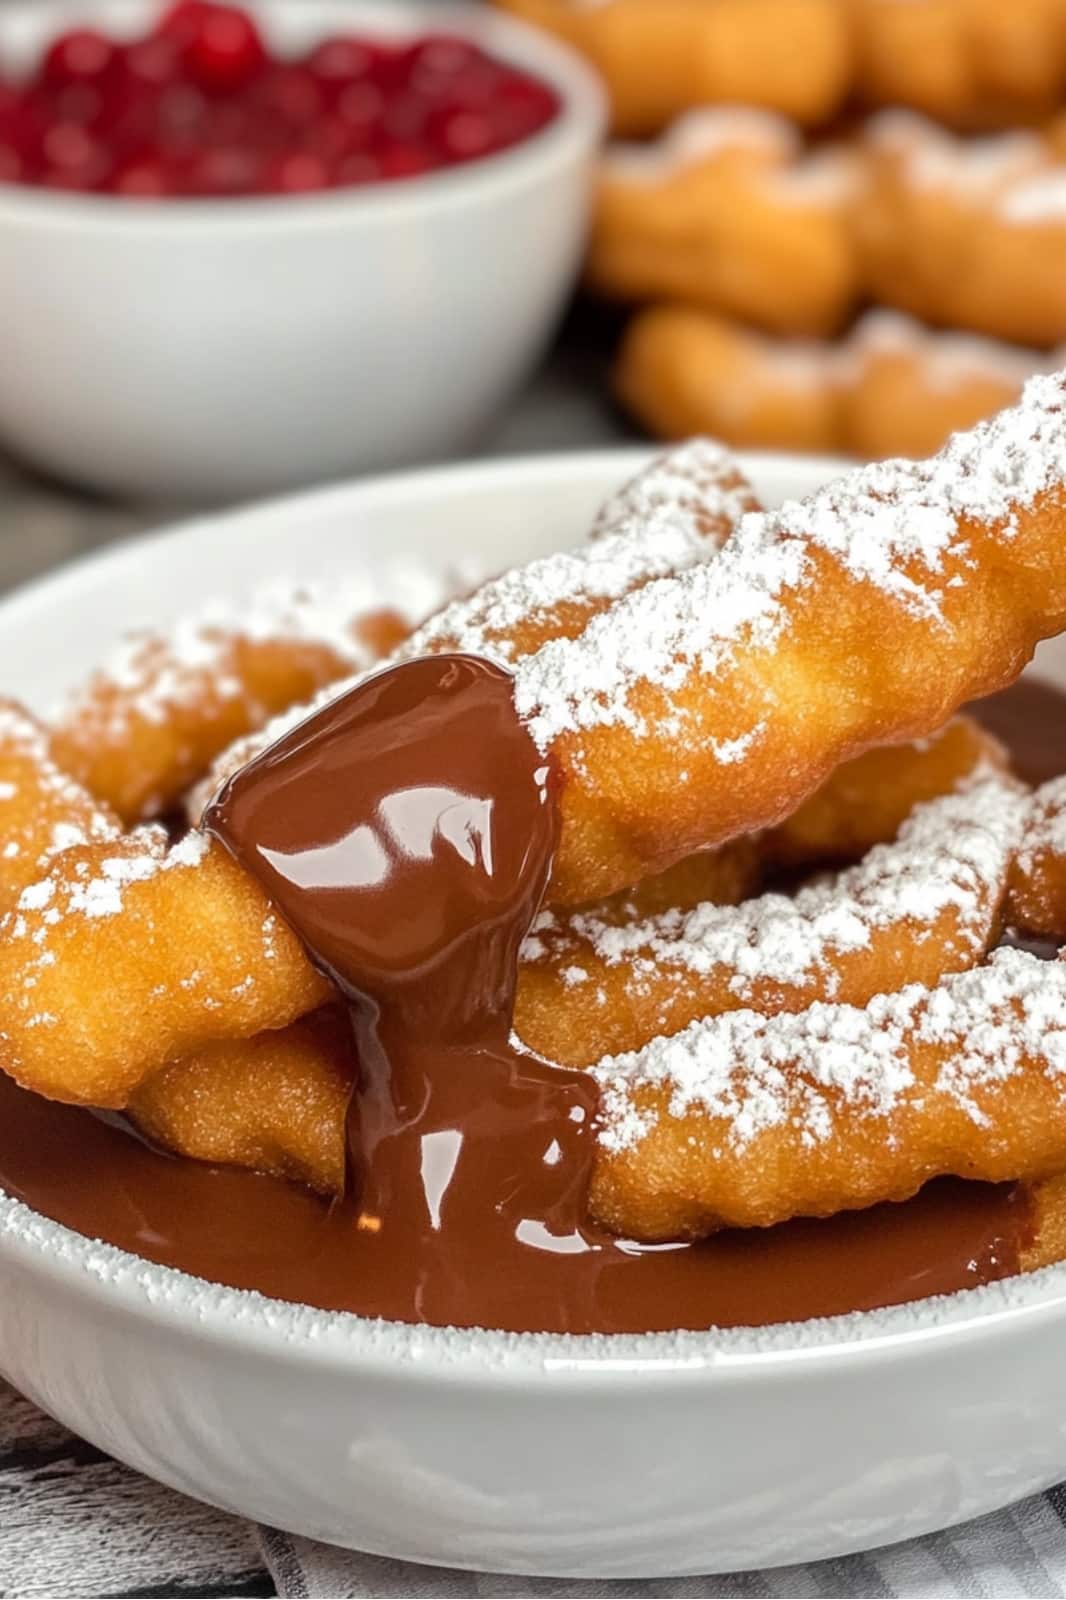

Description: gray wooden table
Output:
[0,323,630,1599]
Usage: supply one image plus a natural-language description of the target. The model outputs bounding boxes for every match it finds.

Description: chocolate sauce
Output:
[0,676,1051,1334]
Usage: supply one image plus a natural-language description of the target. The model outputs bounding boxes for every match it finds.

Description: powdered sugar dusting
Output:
[865,110,1046,195]
[603,106,798,181]
[594,947,1066,1155]
[0,702,117,865]
[512,374,1066,749]
[55,570,450,736]
[590,439,760,548]
[526,770,1024,1005]
[1016,773,1066,865]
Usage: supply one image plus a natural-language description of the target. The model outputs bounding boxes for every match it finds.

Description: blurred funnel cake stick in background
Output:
[495,0,1066,135]
[615,307,1056,460]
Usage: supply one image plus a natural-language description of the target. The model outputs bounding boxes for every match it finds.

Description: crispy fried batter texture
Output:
[0,700,123,904]
[518,766,1025,1066]
[1008,774,1066,937]
[407,377,1066,903]
[615,305,1047,462]
[129,1008,353,1195]
[0,831,330,1107]
[767,715,1007,866]
[51,590,412,823]
[590,948,1066,1239]
[587,111,859,336]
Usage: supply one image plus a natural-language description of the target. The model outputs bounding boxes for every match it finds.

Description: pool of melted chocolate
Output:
[0,677,1057,1335]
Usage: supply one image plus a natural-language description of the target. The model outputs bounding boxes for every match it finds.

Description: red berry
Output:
[184,142,259,194]
[41,121,110,187]
[0,142,24,183]
[333,80,383,141]
[112,156,170,196]
[266,151,330,193]
[184,6,266,93]
[376,140,432,180]
[124,33,184,91]
[155,82,210,151]
[405,35,482,91]
[154,2,215,45]
[333,149,382,187]
[40,29,117,90]
[431,107,496,163]
[252,66,322,130]
[49,81,105,126]
[306,35,385,88]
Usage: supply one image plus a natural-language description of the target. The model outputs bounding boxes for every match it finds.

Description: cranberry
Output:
[376,140,432,181]
[306,35,378,86]
[431,107,497,164]
[0,12,559,200]
[184,6,266,94]
[155,82,210,151]
[49,81,105,127]
[41,29,117,90]
[154,1,216,46]
[124,33,184,91]
[184,142,259,195]
[333,149,382,187]
[266,151,330,194]
[333,80,384,143]
[111,155,170,197]
[0,142,24,183]
[252,66,323,131]
[40,121,110,188]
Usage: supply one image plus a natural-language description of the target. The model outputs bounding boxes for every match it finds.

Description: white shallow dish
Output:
[3,450,1066,1578]
[0,0,604,500]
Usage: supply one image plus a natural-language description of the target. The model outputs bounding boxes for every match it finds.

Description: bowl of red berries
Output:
[0,0,604,499]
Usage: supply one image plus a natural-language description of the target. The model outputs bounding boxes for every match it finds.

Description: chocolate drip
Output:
[0,676,1047,1334]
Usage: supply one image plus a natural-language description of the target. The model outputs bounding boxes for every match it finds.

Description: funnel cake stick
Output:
[49,582,426,824]
[1008,775,1066,937]
[517,769,1027,1066]
[591,947,1066,1239]
[408,375,1066,902]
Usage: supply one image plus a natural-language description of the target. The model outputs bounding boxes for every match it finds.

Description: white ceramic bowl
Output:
[4,450,1066,1579]
[0,0,604,500]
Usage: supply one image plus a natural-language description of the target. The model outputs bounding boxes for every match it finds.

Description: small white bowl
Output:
[0,0,604,500]
[4,450,1066,1577]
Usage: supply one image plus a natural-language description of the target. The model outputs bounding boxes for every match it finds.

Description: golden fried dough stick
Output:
[405,375,1066,903]
[491,0,850,135]
[587,838,763,926]
[0,700,123,907]
[1008,775,1066,937]
[856,114,1066,348]
[129,1008,352,1196]
[0,831,331,1107]
[767,715,1006,866]
[588,110,859,336]
[517,770,1025,1066]
[1026,1171,1066,1271]
[590,436,761,548]
[590,946,1066,1240]
[196,441,761,812]
[855,0,1066,130]
[50,580,432,823]
[616,305,1051,463]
